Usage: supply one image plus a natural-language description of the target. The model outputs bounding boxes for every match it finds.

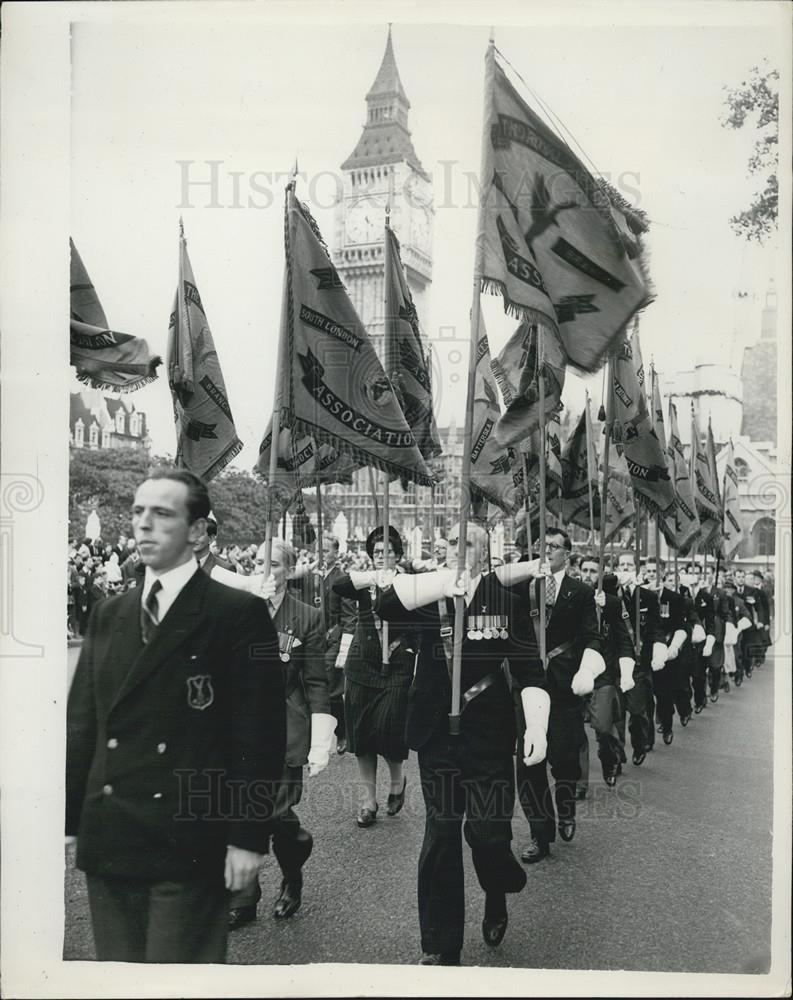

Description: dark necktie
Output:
[141,579,162,644]
[545,575,557,625]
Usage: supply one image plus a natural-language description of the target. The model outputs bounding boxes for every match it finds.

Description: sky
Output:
[69,5,786,463]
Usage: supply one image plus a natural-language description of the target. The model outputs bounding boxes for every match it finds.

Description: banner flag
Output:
[384,224,442,461]
[480,53,653,374]
[721,440,744,557]
[70,239,161,392]
[689,405,722,552]
[601,446,636,544]
[610,332,674,515]
[491,322,566,446]
[167,229,242,481]
[560,408,601,529]
[705,417,725,555]
[468,316,526,515]
[661,400,700,554]
[277,188,433,486]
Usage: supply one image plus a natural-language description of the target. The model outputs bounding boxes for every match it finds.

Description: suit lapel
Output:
[111,570,206,710]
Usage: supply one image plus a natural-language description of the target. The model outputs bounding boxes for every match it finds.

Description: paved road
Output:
[64,645,774,970]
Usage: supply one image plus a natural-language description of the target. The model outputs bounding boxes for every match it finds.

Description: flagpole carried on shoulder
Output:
[262,165,298,579]
[448,36,497,735]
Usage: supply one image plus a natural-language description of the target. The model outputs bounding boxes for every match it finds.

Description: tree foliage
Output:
[68,448,346,549]
[722,63,779,243]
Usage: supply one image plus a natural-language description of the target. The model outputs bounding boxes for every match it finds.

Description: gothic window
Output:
[129,413,140,437]
[754,517,775,556]
[74,419,85,448]
[89,422,99,449]
[115,410,125,434]
[734,457,749,481]
[101,429,111,449]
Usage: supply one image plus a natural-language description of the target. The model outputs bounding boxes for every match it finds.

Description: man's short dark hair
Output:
[645,557,666,574]
[323,534,340,552]
[580,552,599,570]
[206,519,218,538]
[547,528,572,551]
[146,467,210,523]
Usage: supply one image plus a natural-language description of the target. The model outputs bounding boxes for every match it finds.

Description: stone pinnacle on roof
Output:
[366,25,410,108]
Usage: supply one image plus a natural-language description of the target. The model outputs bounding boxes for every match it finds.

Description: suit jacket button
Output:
[107,738,119,749]
[157,742,167,754]
[102,784,113,796]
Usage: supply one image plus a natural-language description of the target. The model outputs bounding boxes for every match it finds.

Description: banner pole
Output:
[597,353,614,592]
[263,177,295,579]
[635,503,642,657]
[537,325,548,672]
[585,391,597,550]
[448,37,496,736]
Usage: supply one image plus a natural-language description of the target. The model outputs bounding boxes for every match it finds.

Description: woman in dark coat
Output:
[333,525,417,828]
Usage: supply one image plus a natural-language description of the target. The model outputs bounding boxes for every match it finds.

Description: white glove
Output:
[651,642,668,671]
[665,629,687,661]
[374,568,398,590]
[594,589,606,609]
[256,573,277,603]
[724,622,738,646]
[334,632,354,669]
[521,687,550,766]
[349,570,378,591]
[307,713,336,777]
[764,624,770,631]
[494,558,542,586]
[703,634,716,657]
[618,657,636,693]
[737,616,752,633]
[571,647,606,696]
[691,623,706,644]
[210,564,264,595]
[392,569,463,610]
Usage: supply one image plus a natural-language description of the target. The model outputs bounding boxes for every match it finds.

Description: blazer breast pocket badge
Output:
[186,674,214,710]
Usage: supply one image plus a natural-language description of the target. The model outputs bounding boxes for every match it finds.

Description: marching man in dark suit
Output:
[317,534,357,755]
[643,558,691,744]
[579,556,635,787]
[504,529,605,862]
[376,522,547,966]
[224,539,335,930]
[683,562,716,712]
[66,468,286,963]
[614,551,667,765]
[194,515,235,574]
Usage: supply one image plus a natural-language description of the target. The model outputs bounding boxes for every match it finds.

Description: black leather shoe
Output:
[574,784,587,801]
[521,839,550,864]
[336,737,347,755]
[656,723,664,733]
[356,804,378,828]
[721,678,730,692]
[558,820,576,842]
[709,689,719,703]
[632,749,647,766]
[662,729,673,745]
[386,778,407,816]
[273,872,302,919]
[694,703,704,714]
[228,905,257,931]
[419,951,461,966]
[680,713,692,727]
[482,894,508,947]
[603,762,620,787]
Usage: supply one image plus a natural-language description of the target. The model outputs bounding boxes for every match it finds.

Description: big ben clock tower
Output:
[333,27,433,362]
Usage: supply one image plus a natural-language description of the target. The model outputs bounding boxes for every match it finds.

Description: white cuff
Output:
[210,564,264,595]
[737,616,752,633]
[334,633,354,668]
[349,570,376,591]
[494,560,540,587]
[309,712,336,756]
[703,635,716,657]
[520,686,551,729]
[724,622,738,645]
[691,623,706,644]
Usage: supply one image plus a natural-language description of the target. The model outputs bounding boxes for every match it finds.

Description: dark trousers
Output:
[618,672,654,752]
[653,658,691,731]
[86,874,228,963]
[417,728,526,955]
[516,699,585,845]
[230,765,307,910]
[690,644,707,708]
[588,684,626,769]
[706,646,724,694]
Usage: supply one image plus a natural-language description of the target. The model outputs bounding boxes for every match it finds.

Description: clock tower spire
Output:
[333,27,433,362]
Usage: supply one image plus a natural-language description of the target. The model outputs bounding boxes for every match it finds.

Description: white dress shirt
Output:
[142,559,200,623]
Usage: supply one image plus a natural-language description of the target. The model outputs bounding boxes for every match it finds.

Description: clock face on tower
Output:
[410,203,432,254]
[345,198,382,245]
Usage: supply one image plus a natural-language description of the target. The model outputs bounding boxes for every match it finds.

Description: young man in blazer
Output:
[66,468,286,963]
